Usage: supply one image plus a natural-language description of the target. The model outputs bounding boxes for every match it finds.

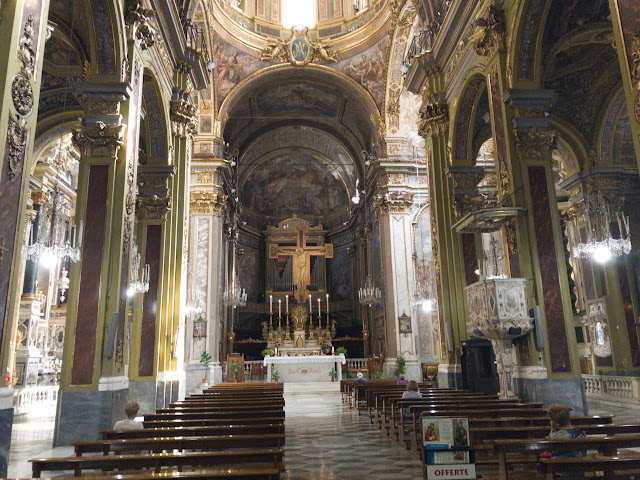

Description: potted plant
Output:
[329,368,337,382]
[261,348,274,357]
[271,370,281,382]
[199,351,212,384]
[230,361,240,382]
[374,372,386,379]
[394,355,406,378]
[335,346,347,356]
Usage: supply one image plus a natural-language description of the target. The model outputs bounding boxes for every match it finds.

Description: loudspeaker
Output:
[533,305,544,350]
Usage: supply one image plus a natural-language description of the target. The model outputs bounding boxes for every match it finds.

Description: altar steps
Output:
[284,382,340,395]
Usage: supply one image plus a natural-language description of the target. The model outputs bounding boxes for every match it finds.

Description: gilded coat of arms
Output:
[261,27,338,66]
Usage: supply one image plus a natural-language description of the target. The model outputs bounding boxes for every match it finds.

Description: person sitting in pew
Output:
[113,401,144,432]
[396,374,407,386]
[354,372,367,405]
[539,403,586,477]
[402,380,422,417]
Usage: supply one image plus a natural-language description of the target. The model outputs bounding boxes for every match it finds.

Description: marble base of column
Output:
[0,388,14,478]
[437,363,463,389]
[184,363,207,395]
[54,387,128,446]
[513,376,587,415]
[404,358,422,383]
[129,380,159,417]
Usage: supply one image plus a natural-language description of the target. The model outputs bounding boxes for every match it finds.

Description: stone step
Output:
[284,382,340,395]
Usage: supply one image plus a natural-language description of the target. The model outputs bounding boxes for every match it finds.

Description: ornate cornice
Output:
[417,100,449,138]
[190,190,227,216]
[72,122,126,158]
[373,191,414,214]
[125,0,157,50]
[513,128,556,161]
[472,6,506,57]
[136,196,171,220]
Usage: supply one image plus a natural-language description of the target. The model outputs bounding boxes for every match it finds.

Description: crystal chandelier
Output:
[572,192,631,264]
[411,255,436,312]
[127,244,150,297]
[26,187,83,267]
[222,156,246,309]
[223,279,247,308]
[358,274,382,307]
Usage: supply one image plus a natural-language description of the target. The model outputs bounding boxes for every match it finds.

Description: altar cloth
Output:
[263,354,346,383]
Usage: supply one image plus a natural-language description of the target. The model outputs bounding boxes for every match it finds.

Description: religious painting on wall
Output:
[238,253,260,302]
[332,37,388,109]
[330,253,351,300]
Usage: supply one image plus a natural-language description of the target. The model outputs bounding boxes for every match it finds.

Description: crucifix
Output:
[268,225,333,303]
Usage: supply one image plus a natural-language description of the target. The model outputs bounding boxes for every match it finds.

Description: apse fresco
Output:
[330,254,352,300]
[212,32,272,104]
[255,83,341,118]
[241,154,349,217]
[333,37,387,109]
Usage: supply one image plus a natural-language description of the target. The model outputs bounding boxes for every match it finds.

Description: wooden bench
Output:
[539,454,640,479]
[102,423,285,441]
[74,433,286,456]
[142,416,285,428]
[13,465,282,479]
[30,448,284,478]
[143,408,285,422]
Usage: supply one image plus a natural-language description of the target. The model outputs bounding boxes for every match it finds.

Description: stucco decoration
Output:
[241,152,350,218]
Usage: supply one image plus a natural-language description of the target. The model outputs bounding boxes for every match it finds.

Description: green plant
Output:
[394,355,406,377]
[230,361,240,378]
[329,368,337,381]
[261,348,275,358]
[271,370,281,382]
[374,372,386,379]
[335,346,347,355]
[199,351,212,383]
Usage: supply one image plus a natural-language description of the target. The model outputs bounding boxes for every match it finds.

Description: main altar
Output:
[264,354,346,383]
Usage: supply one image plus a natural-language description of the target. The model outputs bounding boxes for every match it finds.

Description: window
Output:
[282,0,316,28]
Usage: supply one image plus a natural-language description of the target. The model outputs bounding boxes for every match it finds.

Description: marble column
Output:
[0,2,53,473]
[502,90,586,413]
[187,167,227,392]
[129,165,174,415]
[418,90,465,387]
[607,0,640,170]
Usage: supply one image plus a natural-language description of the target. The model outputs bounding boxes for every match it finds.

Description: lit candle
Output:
[278,299,281,317]
[326,293,329,313]
[286,294,289,314]
[309,294,312,310]
[270,295,273,314]
[318,298,321,316]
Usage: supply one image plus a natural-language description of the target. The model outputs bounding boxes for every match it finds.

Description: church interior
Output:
[1,0,640,477]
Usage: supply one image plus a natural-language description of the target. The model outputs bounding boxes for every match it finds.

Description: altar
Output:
[263,354,346,383]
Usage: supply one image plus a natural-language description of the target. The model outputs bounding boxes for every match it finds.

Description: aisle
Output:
[282,390,423,480]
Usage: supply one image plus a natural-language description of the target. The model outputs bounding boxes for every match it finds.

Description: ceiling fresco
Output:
[255,82,342,118]
[241,151,350,218]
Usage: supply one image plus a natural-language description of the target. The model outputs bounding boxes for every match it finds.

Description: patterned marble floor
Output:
[281,391,424,480]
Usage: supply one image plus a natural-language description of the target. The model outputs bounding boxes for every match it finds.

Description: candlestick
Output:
[278,299,281,317]
[270,295,273,314]
[326,293,329,313]
[318,298,321,316]
[309,294,312,310]
[285,294,289,314]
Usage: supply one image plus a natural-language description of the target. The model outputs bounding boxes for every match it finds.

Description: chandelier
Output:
[358,274,382,307]
[26,187,83,267]
[572,192,631,263]
[412,255,436,312]
[127,244,150,297]
[223,279,247,309]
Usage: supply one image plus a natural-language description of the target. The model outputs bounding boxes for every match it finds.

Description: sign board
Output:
[426,464,476,479]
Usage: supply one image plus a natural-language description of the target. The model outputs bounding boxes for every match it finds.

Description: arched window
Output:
[282,0,316,28]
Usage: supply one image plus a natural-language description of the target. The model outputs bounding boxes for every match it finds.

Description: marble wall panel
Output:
[514,377,586,415]
[0,408,12,477]
[140,225,162,377]
[529,166,571,373]
[72,164,109,385]
[461,233,478,286]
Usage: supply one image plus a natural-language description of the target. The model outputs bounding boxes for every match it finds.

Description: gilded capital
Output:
[136,196,171,220]
[513,128,556,161]
[71,122,126,158]
[472,6,506,57]
[30,189,48,205]
[170,97,198,137]
[417,100,449,138]
[373,191,414,215]
[190,190,227,216]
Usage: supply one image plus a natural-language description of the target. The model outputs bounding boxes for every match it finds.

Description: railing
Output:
[181,19,209,62]
[402,0,453,71]
[14,385,59,414]
[583,374,640,404]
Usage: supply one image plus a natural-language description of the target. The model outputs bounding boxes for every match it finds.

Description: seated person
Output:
[540,403,586,477]
[113,400,144,432]
[402,380,422,417]
[354,372,367,404]
[396,374,407,385]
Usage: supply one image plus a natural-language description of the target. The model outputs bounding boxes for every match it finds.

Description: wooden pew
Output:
[143,407,285,422]
[539,455,640,479]
[489,433,640,480]
[142,416,284,428]
[30,448,284,478]
[14,465,282,479]
[103,423,285,441]
[74,433,286,456]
